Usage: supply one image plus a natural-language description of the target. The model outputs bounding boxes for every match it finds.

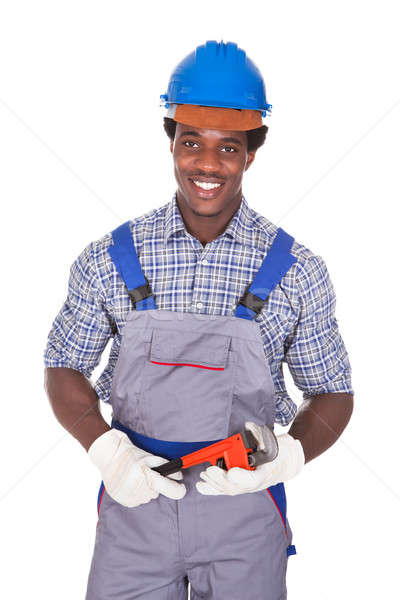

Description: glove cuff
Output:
[88,428,128,470]
[281,433,305,476]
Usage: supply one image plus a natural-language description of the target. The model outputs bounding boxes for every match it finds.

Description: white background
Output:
[0,1,399,598]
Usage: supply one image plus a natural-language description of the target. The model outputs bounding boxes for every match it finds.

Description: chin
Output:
[192,207,223,218]
[188,197,225,217]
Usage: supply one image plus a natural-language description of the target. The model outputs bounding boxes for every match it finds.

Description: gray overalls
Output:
[86,222,298,600]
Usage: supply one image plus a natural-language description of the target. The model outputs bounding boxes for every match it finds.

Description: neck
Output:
[176,191,242,246]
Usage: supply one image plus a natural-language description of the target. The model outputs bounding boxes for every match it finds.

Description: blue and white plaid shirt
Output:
[44,193,353,425]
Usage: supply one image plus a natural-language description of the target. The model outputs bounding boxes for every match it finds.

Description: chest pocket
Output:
[138,328,235,442]
[150,329,230,370]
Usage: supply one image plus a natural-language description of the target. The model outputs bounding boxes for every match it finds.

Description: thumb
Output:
[142,454,168,469]
[167,471,184,481]
[145,468,187,500]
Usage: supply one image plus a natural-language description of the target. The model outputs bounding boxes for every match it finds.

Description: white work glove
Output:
[88,429,186,507]
[196,422,305,496]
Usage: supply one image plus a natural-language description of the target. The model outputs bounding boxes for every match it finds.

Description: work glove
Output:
[196,421,305,496]
[88,429,186,508]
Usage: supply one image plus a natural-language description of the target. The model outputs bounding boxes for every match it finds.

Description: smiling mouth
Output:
[192,180,222,190]
[188,177,225,196]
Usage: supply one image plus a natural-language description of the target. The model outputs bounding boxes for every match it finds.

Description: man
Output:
[44,40,354,599]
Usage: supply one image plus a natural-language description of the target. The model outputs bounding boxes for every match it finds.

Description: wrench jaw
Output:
[242,425,279,468]
[240,429,258,450]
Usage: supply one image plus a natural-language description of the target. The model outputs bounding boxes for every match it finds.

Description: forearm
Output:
[288,392,354,463]
[44,367,110,452]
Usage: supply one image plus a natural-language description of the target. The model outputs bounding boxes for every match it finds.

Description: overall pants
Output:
[86,224,298,600]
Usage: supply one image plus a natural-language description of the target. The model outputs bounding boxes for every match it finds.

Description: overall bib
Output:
[86,223,298,600]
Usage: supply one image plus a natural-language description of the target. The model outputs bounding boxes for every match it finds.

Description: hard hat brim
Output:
[167,103,264,131]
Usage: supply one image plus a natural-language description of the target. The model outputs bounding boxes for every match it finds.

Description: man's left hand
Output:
[196,431,305,496]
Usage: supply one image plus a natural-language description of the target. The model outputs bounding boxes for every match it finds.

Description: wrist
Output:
[79,418,111,452]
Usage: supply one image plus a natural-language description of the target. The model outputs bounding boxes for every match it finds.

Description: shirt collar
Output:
[164,192,256,248]
[222,194,256,247]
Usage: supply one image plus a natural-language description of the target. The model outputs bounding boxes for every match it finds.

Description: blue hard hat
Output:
[160,40,272,117]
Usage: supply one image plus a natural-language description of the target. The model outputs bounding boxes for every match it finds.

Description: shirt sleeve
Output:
[43,242,114,377]
[284,254,354,398]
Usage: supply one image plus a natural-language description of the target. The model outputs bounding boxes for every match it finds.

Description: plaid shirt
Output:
[44,193,353,425]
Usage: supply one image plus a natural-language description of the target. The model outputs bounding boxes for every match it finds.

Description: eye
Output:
[221,146,237,153]
[183,140,199,148]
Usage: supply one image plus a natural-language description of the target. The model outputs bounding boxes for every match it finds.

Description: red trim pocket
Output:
[150,360,224,371]
[149,329,231,371]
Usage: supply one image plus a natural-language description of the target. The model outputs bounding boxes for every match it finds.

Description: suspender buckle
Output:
[127,276,154,306]
[238,284,266,316]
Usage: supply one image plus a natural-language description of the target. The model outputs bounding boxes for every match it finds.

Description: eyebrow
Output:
[179,130,243,146]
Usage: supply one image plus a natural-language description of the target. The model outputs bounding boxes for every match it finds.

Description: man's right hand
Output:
[88,429,187,508]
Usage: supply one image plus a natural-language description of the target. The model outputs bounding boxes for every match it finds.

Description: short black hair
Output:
[163,117,268,152]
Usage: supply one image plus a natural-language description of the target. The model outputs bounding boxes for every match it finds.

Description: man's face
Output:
[170,123,256,218]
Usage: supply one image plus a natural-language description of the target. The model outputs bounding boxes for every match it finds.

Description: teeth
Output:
[192,180,222,190]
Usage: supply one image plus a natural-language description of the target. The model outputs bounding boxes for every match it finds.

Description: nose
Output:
[194,146,222,175]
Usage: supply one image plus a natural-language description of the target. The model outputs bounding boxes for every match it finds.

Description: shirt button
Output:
[201,259,208,265]
[196,302,204,309]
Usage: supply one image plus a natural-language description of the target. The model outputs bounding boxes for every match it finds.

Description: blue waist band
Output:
[111,419,222,460]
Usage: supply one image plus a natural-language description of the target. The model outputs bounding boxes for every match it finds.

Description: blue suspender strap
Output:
[234,227,297,320]
[107,221,157,311]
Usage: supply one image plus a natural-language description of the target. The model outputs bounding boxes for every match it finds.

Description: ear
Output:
[244,150,256,171]
[170,139,174,153]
